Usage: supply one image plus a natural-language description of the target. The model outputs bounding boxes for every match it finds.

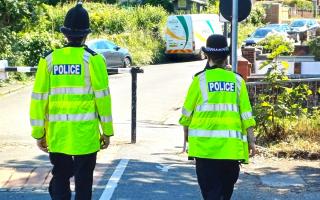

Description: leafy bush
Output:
[0,28,20,65]
[1,2,168,67]
[238,23,257,47]
[204,0,219,14]
[257,34,294,58]
[245,3,266,26]
[283,0,314,10]
[141,0,174,13]
[308,36,320,60]
[253,42,317,147]
[16,32,64,66]
[0,0,43,32]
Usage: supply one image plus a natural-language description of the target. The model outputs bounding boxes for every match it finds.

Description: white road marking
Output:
[99,159,129,200]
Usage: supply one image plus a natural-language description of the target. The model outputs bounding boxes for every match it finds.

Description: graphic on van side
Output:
[165,28,185,40]
[194,20,215,42]
[176,16,189,48]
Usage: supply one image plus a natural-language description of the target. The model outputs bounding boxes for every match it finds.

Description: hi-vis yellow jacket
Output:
[30,46,113,155]
[179,67,255,163]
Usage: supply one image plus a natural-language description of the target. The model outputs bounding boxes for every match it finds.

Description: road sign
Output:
[219,0,252,22]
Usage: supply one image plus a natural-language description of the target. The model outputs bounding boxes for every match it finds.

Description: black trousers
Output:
[195,158,240,200]
[49,152,97,200]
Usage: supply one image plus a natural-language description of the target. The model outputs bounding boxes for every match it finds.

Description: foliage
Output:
[0,2,168,68]
[308,36,320,60]
[16,32,64,66]
[204,0,219,14]
[283,0,314,10]
[102,30,165,65]
[0,0,44,32]
[0,28,19,65]
[238,23,257,47]
[46,3,167,65]
[141,0,174,13]
[245,3,266,26]
[257,34,294,58]
[253,45,316,145]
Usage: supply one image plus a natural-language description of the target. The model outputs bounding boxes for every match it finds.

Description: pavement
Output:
[0,81,33,97]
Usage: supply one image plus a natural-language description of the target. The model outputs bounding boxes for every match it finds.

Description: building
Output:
[172,0,208,13]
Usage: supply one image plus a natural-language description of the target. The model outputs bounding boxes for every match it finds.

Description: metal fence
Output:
[247,78,320,108]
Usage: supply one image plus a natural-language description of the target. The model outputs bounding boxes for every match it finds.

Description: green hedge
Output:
[0,2,168,67]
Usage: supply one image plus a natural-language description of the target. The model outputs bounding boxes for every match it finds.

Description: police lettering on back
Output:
[208,82,235,92]
[53,64,81,75]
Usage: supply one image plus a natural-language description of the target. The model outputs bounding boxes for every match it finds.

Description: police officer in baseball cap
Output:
[201,34,230,69]
[180,34,256,200]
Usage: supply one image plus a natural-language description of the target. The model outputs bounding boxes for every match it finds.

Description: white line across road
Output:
[99,159,129,200]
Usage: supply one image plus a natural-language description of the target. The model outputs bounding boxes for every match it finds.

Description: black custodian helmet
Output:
[201,34,230,60]
[60,2,91,37]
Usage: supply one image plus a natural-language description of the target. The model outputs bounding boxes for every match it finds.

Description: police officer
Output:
[179,34,256,200]
[30,3,113,200]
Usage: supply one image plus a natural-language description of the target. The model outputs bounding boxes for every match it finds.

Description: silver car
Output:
[86,39,132,68]
[242,27,279,47]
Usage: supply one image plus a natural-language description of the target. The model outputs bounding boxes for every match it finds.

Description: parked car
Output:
[86,39,132,68]
[242,27,279,47]
[289,19,319,33]
[288,19,320,42]
[265,23,290,34]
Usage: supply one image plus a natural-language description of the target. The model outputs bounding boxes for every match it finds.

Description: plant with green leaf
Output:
[308,36,320,60]
[257,34,294,57]
[253,35,315,144]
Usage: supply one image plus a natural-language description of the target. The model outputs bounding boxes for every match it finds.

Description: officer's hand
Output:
[249,142,256,157]
[36,137,48,153]
[100,135,110,149]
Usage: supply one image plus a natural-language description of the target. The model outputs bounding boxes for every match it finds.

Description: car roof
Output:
[256,27,274,31]
[292,19,308,22]
[266,23,288,26]
[86,39,114,45]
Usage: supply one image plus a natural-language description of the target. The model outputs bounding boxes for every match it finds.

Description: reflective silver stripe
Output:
[189,129,247,142]
[198,72,208,103]
[83,52,92,87]
[235,74,242,104]
[182,108,192,117]
[45,53,53,72]
[32,92,49,100]
[50,87,93,95]
[196,104,239,112]
[30,119,45,126]
[94,88,110,98]
[100,115,112,123]
[241,112,253,120]
[48,113,97,122]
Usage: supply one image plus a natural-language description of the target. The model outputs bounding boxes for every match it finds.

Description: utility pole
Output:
[231,0,238,72]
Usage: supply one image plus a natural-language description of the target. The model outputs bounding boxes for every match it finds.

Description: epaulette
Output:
[235,72,244,79]
[43,49,53,58]
[194,69,206,77]
[84,46,97,56]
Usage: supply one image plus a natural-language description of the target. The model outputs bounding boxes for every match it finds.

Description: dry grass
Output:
[257,112,320,160]
[269,139,320,160]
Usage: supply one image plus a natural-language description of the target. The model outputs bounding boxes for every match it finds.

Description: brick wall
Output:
[265,3,281,24]
[242,47,256,73]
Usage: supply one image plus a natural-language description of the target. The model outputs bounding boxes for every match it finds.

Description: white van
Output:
[165,14,223,59]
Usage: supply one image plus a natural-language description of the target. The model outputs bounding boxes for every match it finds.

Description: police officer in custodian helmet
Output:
[30,3,113,199]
